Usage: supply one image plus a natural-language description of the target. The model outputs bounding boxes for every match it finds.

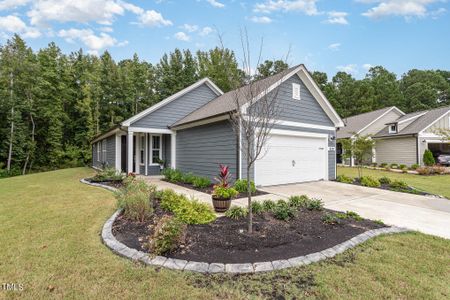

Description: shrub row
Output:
[337,174,410,190]
[162,168,212,189]
[322,210,363,225]
[92,167,125,182]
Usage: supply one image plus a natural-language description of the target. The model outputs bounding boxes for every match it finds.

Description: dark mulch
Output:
[163,180,268,198]
[112,201,385,263]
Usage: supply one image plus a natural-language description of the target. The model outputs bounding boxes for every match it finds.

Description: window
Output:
[292,83,301,100]
[102,139,107,162]
[140,135,145,165]
[389,124,398,134]
[97,142,101,161]
[151,135,161,164]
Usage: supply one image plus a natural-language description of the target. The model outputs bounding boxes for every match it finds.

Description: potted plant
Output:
[155,158,165,170]
[211,165,238,212]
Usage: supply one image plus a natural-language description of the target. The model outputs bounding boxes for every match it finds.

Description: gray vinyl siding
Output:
[131,84,218,129]
[92,135,116,169]
[375,137,418,166]
[251,74,334,127]
[176,120,237,181]
[425,111,450,133]
[273,125,336,180]
[360,109,403,135]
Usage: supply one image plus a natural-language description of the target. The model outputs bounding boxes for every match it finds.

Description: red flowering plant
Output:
[213,164,238,199]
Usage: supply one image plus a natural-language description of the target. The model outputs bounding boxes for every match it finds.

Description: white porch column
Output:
[135,133,140,174]
[127,131,134,174]
[144,133,148,175]
[115,133,121,173]
[171,131,176,169]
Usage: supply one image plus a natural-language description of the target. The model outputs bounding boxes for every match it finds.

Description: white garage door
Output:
[255,132,328,186]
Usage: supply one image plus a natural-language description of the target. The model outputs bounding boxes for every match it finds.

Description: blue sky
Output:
[0,0,449,79]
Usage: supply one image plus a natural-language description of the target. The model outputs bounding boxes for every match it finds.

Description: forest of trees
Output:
[1,34,449,177]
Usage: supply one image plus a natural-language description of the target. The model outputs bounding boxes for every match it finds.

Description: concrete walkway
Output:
[141,176,450,239]
[262,181,450,239]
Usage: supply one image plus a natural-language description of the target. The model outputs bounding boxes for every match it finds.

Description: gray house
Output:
[337,105,450,166]
[92,64,344,186]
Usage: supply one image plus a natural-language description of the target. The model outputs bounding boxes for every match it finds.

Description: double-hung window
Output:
[140,135,145,165]
[102,139,107,162]
[97,142,101,161]
[151,135,161,164]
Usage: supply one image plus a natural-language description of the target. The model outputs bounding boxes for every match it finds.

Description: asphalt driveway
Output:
[261,181,450,239]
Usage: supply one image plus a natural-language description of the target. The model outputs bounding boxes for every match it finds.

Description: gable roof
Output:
[171,64,344,128]
[337,106,404,139]
[374,105,450,138]
[121,78,223,127]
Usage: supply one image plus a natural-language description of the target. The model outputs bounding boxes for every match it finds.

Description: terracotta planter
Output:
[212,196,232,213]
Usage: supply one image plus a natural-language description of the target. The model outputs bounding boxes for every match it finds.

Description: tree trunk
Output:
[23,113,35,175]
[247,164,253,233]
[7,73,14,172]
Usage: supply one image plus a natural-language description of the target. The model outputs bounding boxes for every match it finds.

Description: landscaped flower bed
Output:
[161,168,267,198]
[112,182,386,264]
[85,167,126,189]
[336,174,431,196]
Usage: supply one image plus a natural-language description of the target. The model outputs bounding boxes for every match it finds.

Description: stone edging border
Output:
[81,178,411,274]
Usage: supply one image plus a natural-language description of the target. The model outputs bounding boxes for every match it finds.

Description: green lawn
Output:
[338,166,450,199]
[1,168,449,299]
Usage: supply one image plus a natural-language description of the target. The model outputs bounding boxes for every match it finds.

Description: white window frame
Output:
[102,139,107,162]
[97,141,101,162]
[149,134,162,165]
[139,134,145,165]
[389,124,398,134]
[292,83,301,100]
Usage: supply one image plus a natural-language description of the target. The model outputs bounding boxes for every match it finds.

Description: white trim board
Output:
[398,112,427,124]
[170,114,229,131]
[92,127,123,144]
[356,106,405,136]
[128,127,172,134]
[122,78,223,127]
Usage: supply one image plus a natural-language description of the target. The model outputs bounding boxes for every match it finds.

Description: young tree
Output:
[341,134,375,179]
[423,149,435,166]
[223,31,288,233]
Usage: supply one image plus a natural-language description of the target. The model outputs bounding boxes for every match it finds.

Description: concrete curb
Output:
[82,178,411,274]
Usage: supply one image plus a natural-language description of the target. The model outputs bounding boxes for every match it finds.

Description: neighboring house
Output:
[337,105,450,167]
[91,64,344,186]
[336,106,405,165]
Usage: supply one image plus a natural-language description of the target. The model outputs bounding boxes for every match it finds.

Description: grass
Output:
[338,166,450,199]
[1,167,449,299]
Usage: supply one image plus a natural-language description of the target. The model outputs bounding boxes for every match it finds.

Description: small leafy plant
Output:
[233,179,256,194]
[389,163,399,169]
[225,206,248,219]
[212,186,238,199]
[148,215,186,255]
[181,172,196,184]
[192,176,211,189]
[410,164,420,170]
[304,198,324,211]
[91,167,125,182]
[345,210,363,221]
[379,176,392,185]
[288,195,309,208]
[336,174,354,184]
[162,168,183,183]
[360,176,381,188]
[116,180,156,222]
[262,199,276,211]
[251,201,264,215]
[272,199,296,220]
[322,213,341,225]
[379,163,388,168]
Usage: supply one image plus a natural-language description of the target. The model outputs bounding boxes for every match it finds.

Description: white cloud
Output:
[249,16,273,23]
[325,11,349,25]
[181,24,199,32]
[206,0,225,8]
[100,26,113,32]
[328,43,341,51]
[359,0,444,19]
[337,64,358,74]
[0,0,29,10]
[253,0,319,16]
[58,28,126,52]
[363,63,373,70]
[174,31,190,41]
[137,9,172,27]
[0,15,41,38]
[199,26,213,36]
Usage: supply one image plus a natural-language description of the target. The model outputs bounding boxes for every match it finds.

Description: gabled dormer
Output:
[388,122,398,134]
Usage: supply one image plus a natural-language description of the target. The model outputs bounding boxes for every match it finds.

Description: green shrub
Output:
[212,186,238,199]
[360,176,381,188]
[192,176,211,189]
[181,172,196,184]
[410,164,420,170]
[92,167,125,182]
[379,176,392,185]
[288,195,309,208]
[159,189,216,224]
[116,180,155,222]
[336,174,354,184]
[345,210,363,221]
[374,219,385,225]
[251,201,264,215]
[322,213,341,225]
[423,149,435,166]
[371,163,378,167]
[162,168,183,183]
[389,163,399,169]
[399,164,407,170]
[262,199,276,211]
[233,179,257,194]
[379,163,388,168]
[148,215,186,255]
[273,199,296,220]
[225,206,248,219]
[304,198,324,211]
[390,180,408,189]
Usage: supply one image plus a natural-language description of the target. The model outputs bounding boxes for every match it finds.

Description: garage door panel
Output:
[255,134,327,186]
